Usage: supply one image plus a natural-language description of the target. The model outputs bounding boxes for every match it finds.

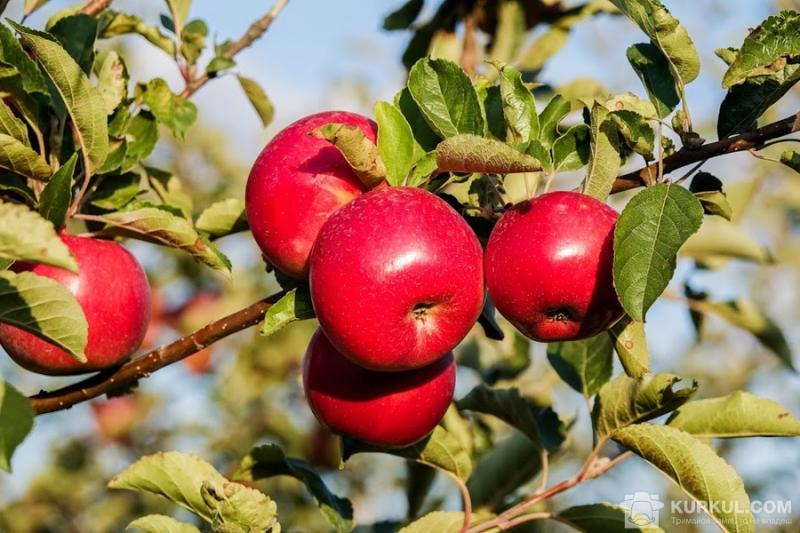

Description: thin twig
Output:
[66,124,95,217]
[180,0,290,98]
[455,476,473,533]
[28,292,286,414]
[612,112,800,194]
[674,159,707,184]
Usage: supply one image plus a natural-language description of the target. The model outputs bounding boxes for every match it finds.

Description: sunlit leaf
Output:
[0,379,35,472]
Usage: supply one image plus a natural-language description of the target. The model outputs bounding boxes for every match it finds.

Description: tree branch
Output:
[28,291,286,415]
[181,0,290,98]
[80,0,113,16]
[611,112,800,194]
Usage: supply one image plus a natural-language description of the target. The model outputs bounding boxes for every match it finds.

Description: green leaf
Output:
[457,385,565,451]
[519,25,570,73]
[668,391,800,438]
[722,11,800,88]
[38,153,77,228]
[0,174,35,206]
[96,51,128,115]
[435,134,541,174]
[122,111,158,171]
[395,87,441,152]
[407,151,438,187]
[94,201,232,278]
[11,22,109,175]
[609,0,700,90]
[345,425,472,481]
[0,379,35,472]
[613,183,703,321]
[0,133,50,180]
[195,198,248,238]
[0,201,76,270]
[375,101,416,186]
[90,173,141,210]
[538,94,571,148]
[260,287,315,337]
[552,123,591,172]
[781,150,800,173]
[626,43,681,118]
[546,333,614,397]
[166,0,192,36]
[138,78,197,140]
[582,104,621,201]
[0,24,49,96]
[0,99,31,147]
[398,511,465,533]
[525,138,553,173]
[312,123,385,188]
[557,503,664,532]
[49,15,98,74]
[496,63,539,143]
[206,56,235,74]
[609,110,655,159]
[694,299,793,369]
[127,515,200,533]
[98,11,177,56]
[486,0,525,65]
[680,217,770,263]
[383,0,424,30]
[609,318,649,378]
[690,171,732,220]
[0,270,88,362]
[24,0,50,16]
[236,75,274,128]
[593,373,697,438]
[234,443,353,533]
[407,58,484,138]
[146,167,193,218]
[613,424,755,533]
[110,451,279,532]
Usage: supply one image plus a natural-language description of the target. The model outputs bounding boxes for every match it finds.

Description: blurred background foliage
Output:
[1,0,799,531]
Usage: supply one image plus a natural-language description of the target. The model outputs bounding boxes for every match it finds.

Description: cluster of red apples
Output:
[245,111,624,447]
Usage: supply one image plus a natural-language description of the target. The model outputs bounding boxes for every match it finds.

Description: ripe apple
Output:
[309,186,484,371]
[0,233,151,375]
[168,291,221,374]
[485,191,623,341]
[246,111,377,279]
[303,329,455,447]
[91,396,140,443]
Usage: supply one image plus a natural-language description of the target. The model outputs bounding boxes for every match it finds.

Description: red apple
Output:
[168,291,221,374]
[303,329,455,447]
[245,111,377,279]
[0,233,151,375]
[485,191,623,341]
[309,186,484,371]
[91,396,140,443]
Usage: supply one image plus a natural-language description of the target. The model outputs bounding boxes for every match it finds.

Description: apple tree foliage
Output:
[1,0,800,532]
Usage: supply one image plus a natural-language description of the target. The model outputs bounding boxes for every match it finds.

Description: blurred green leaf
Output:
[0,270,88,362]
[138,78,197,140]
[781,150,800,173]
[49,15,97,74]
[0,99,31,147]
[435,134,541,173]
[547,333,614,397]
[593,373,697,438]
[375,101,416,186]
[235,443,353,532]
[312,123,385,188]
[0,379,35,472]
[466,431,541,509]
[557,503,664,532]
[668,391,800,437]
[407,58,484,138]
[613,424,754,532]
[90,172,141,210]
[196,198,248,238]
[95,51,128,115]
[609,317,649,378]
[237,76,274,128]
[582,104,621,201]
[127,515,200,533]
[399,511,465,533]
[626,43,680,118]
[0,174,35,206]
[180,19,207,64]
[0,201,76,270]
[486,0,525,65]
[24,0,49,16]
[38,152,77,228]
[166,0,192,36]
[122,111,158,171]
[260,287,314,337]
[98,11,177,56]
[206,56,235,74]
[680,216,770,263]
[383,0,424,30]
[0,134,50,180]
[689,171,732,220]
[552,123,591,172]
[613,183,703,321]
[146,167,193,218]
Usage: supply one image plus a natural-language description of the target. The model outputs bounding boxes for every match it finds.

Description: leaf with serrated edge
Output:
[668,391,800,438]
[126,515,200,533]
[613,424,755,533]
[0,134,50,180]
[237,76,274,128]
[593,373,697,438]
[138,78,197,140]
[457,385,565,451]
[345,425,472,481]
[399,511,465,533]
[582,105,621,201]
[195,198,248,238]
[200,478,279,533]
[0,379,35,472]
[96,51,128,115]
[0,271,88,362]
[547,333,613,397]
[496,63,539,143]
[407,58,484,138]
[557,503,664,532]
[613,183,703,321]
[260,287,315,337]
[234,443,352,533]
[375,101,416,186]
[11,22,109,174]
[436,134,541,174]
[609,317,649,378]
[0,201,76,270]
